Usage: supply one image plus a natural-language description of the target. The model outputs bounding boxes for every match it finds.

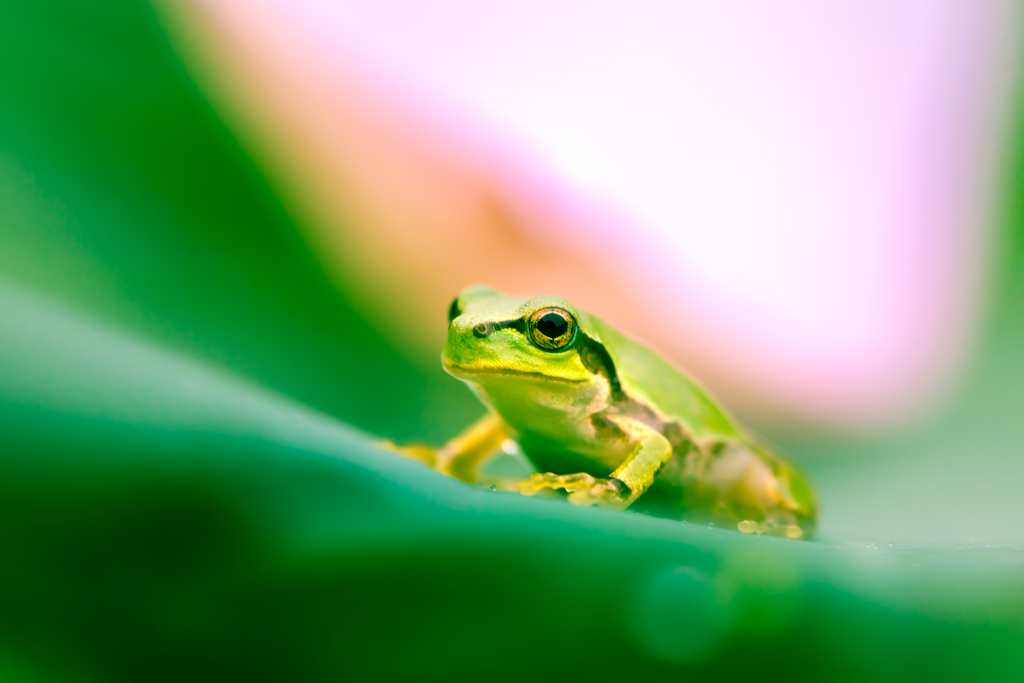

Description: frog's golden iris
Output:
[528,307,576,351]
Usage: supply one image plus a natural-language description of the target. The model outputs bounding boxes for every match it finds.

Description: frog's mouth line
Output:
[443,363,584,383]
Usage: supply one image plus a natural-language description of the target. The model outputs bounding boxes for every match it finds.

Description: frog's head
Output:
[442,285,606,392]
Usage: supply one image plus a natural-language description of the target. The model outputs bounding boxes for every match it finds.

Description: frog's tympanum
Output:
[386,285,817,538]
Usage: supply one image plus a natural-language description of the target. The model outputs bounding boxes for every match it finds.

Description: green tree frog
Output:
[387,285,816,538]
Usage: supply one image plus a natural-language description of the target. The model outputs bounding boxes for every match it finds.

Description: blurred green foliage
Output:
[0,0,480,444]
[3,1,1024,681]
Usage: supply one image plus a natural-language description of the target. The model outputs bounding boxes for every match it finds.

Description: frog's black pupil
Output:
[537,312,568,339]
[447,298,462,324]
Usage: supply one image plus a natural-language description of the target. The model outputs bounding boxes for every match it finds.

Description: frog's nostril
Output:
[473,322,496,338]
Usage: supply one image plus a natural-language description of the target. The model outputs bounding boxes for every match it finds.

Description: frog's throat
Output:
[442,363,584,384]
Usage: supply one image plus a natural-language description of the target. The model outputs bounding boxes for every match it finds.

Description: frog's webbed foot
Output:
[518,472,630,511]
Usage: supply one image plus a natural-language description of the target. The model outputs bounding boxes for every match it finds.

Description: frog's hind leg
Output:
[696,444,814,539]
[378,412,511,484]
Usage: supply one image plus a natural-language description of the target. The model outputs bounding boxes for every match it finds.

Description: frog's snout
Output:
[442,316,510,379]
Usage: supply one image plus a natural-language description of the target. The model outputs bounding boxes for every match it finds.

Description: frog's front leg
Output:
[518,417,673,511]
[379,412,511,484]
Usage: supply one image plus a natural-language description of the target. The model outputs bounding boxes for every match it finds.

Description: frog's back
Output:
[580,311,743,444]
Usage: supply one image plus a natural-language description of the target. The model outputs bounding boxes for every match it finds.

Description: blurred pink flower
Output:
[175,0,1019,428]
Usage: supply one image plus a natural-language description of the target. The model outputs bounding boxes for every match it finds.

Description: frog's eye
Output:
[528,307,576,351]
[447,298,463,325]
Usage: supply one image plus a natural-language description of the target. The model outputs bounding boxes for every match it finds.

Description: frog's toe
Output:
[517,472,554,496]
[736,518,806,540]
[519,473,632,510]
[567,478,630,510]
[518,472,598,496]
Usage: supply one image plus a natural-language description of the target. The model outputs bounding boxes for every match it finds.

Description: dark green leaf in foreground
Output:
[4,286,1024,682]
